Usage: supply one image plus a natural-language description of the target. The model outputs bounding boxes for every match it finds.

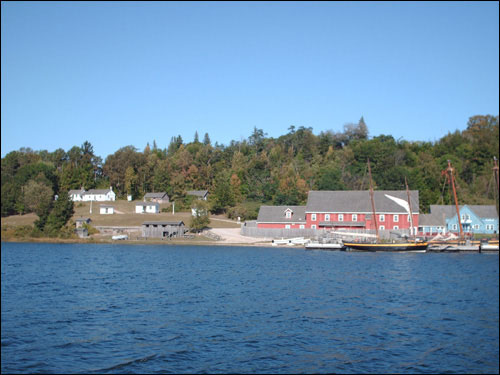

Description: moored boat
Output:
[305,241,344,250]
[343,241,428,252]
[112,234,128,240]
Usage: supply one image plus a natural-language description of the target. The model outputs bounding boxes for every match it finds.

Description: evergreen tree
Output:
[203,133,211,146]
[44,191,74,236]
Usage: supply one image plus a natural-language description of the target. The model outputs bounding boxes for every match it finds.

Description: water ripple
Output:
[1,242,498,374]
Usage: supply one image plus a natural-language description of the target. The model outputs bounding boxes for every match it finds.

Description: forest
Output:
[2,115,499,224]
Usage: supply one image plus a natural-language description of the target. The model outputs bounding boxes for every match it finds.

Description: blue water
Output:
[1,242,498,374]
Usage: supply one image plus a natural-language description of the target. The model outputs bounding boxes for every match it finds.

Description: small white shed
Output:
[135,202,160,214]
[100,205,114,215]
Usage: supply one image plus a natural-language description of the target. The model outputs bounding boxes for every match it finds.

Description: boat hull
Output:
[305,243,344,250]
[343,242,428,252]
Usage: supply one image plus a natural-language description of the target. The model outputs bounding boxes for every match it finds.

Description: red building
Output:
[256,190,420,234]
[306,190,419,232]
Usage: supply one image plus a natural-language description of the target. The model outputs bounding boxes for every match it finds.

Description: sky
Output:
[1,1,499,159]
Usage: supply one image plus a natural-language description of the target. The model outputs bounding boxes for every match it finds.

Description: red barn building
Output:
[305,190,419,233]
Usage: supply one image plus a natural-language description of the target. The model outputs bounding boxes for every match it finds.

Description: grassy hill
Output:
[2,200,241,229]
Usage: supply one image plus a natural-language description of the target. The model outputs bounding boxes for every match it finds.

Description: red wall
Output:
[306,213,419,230]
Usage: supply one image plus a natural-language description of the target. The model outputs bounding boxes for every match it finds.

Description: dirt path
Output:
[207,228,272,244]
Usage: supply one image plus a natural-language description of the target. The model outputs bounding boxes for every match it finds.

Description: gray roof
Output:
[419,213,445,226]
[68,189,85,195]
[75,217,91,222]
[430,205,498,219]
[306,190,419,213]
[257,206,306,223]
[187,190,209,198]
[84,188,113,195]
[142,221,185,226]
[144,192,168,199]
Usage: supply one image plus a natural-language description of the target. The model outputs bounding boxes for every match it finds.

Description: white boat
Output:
[271,238,290,246]
[305,242,344,250]
[289,237,309,245]
[480,243,499,252]
[112,234,128,240]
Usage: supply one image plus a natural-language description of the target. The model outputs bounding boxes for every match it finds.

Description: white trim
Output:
[305,211,420,214]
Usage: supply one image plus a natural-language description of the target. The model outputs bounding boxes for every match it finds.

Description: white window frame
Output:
[285,210,292,219]
[311,224,316,229]
[311,214,317,221]
[473,224,479,230]
[338,214,344,222]
[352,214,357,222]
[394,225,399,230]
[452,224,458,230]
[394,214,399,222]
[325,214,330,221]
[379,214,385,222]
[379,225,385,230]
[285,224,291,229]
[299,224,305,229]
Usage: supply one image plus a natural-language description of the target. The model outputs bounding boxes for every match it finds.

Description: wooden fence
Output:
[240,225,412,240]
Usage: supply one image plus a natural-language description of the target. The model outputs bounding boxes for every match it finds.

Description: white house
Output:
[135,202,160,214]
[82,187,116,202]
[68,188,85,201]
[99,205,114,215]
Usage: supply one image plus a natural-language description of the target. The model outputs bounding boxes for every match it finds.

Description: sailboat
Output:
[343,159,428,252]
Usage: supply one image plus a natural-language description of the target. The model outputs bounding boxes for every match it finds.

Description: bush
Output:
[227,202,260,221]
[83,222,100,235]
[14,225,36,238]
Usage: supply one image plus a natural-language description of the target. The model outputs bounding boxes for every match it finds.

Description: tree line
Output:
[2,115,499,222]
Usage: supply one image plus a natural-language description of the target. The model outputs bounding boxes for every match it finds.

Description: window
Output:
[379,225,385,230]
[285,210,292,219]
[473,224,480,230]
[311,214,317,221]
[394,225,399,230]
[300,224,305,229]
[394,214,399,222]
[452,224,457,230]
[285,224,291,229]
[338,214,344,222]
[311,225,316,229]
[379,214,385,222]
[325,214,330,221]
[352,214,357,222]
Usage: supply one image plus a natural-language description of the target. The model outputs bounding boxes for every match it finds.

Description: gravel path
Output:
[207,228,272,244]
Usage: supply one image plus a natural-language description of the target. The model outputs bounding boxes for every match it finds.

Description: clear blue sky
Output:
[2,1,498,159]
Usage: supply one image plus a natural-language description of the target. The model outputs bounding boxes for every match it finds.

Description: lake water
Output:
[1,242,498,374]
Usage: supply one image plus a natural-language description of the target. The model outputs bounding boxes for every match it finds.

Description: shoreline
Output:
[0,237,277,248]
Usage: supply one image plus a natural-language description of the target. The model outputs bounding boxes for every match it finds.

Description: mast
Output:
[405,177,416,241]
[367,158,379,241]
[494,157,499,215]
[446,160,463,240]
